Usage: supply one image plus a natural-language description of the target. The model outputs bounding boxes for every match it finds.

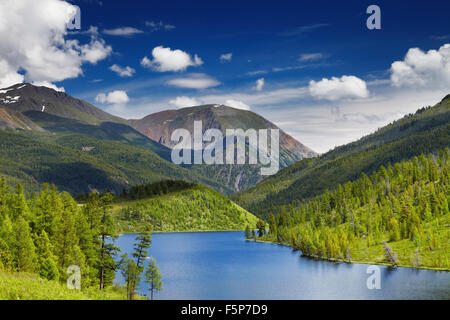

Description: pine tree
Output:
[129,232,152,299]
[119,254,139,300]
[11,217,37,272]
[0,238,13,271]
[35,230,59,280]
[144,256,163,300]
[97,192,118,290]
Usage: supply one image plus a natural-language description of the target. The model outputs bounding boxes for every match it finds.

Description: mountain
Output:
[130,104,317,191]
[0,83,232,195]
[232,94,450,219]
[0,83,125,125]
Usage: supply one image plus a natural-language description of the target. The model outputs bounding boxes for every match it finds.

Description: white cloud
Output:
[169,96,202,108]
[220,53,232,62]
[246,70,267,76]
[309,75,369,100]
[0,0,112,89]
[79,37,112,64]
[141,46,203,72]
[167,74,220,89]
[103,27,143,36]
[95,90,130,105]
[390,43,450,88]
[32,81,65,92]
[225,99,251,110]
[299,53,325,62]
[254,78,265,91]
[109,64,136,77]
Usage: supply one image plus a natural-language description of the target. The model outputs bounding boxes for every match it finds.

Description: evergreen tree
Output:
[11,217,37,272]
[35,231,59,280]
[144,256,163,300]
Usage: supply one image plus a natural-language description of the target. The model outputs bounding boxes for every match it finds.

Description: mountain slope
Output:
[23,111,172,160]
[0,106,44,131]
[257,148,450,270]
[131,104,317,191]
[0,129,231,195]
[233,94,450,219]
[0,83,125,125]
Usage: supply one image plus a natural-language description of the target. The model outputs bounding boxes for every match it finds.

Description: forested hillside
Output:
[257,149,450,270]
[233,95,450,219]
[0,130,230,195]
[110,181,258,233]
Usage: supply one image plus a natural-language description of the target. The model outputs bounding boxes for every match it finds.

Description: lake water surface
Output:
[114,231,450,300]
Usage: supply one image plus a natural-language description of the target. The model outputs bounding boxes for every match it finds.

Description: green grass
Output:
[348,215,450,270]
[0,272,128,300]
[112,185,259,233]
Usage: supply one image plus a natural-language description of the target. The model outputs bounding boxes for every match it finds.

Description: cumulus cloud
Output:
[225,99,251,110]
[220,53,232,62]
[103,27,143,36]
[95,90,130,105]
[254,78,265,91]
[390,43,450,88]
[169,96,202,108]
[299,53,325,62]
[109,64,136,77]
[309,75,369,100]
[140,46,203,72]
[0,0,112,89]
[167,74,220,89]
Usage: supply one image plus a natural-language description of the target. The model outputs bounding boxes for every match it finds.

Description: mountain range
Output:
[232,94,450,219]
[131,104,317,190]
[0,83,316,195]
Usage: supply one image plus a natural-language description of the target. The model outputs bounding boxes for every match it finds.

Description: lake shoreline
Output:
[117,229,246,236]
[250,238,450,272]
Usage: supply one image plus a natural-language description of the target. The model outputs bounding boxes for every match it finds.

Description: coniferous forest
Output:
[255,149,449,270]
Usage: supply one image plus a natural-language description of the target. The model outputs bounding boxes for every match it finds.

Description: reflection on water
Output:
[114,231,450,300]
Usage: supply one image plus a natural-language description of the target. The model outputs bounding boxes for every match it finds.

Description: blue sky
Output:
[1,0,450,152]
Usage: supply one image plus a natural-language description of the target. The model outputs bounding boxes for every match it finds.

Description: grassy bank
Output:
[0,272,128,300]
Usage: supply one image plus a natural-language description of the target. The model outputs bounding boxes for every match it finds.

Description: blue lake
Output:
[114,231,450,300]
